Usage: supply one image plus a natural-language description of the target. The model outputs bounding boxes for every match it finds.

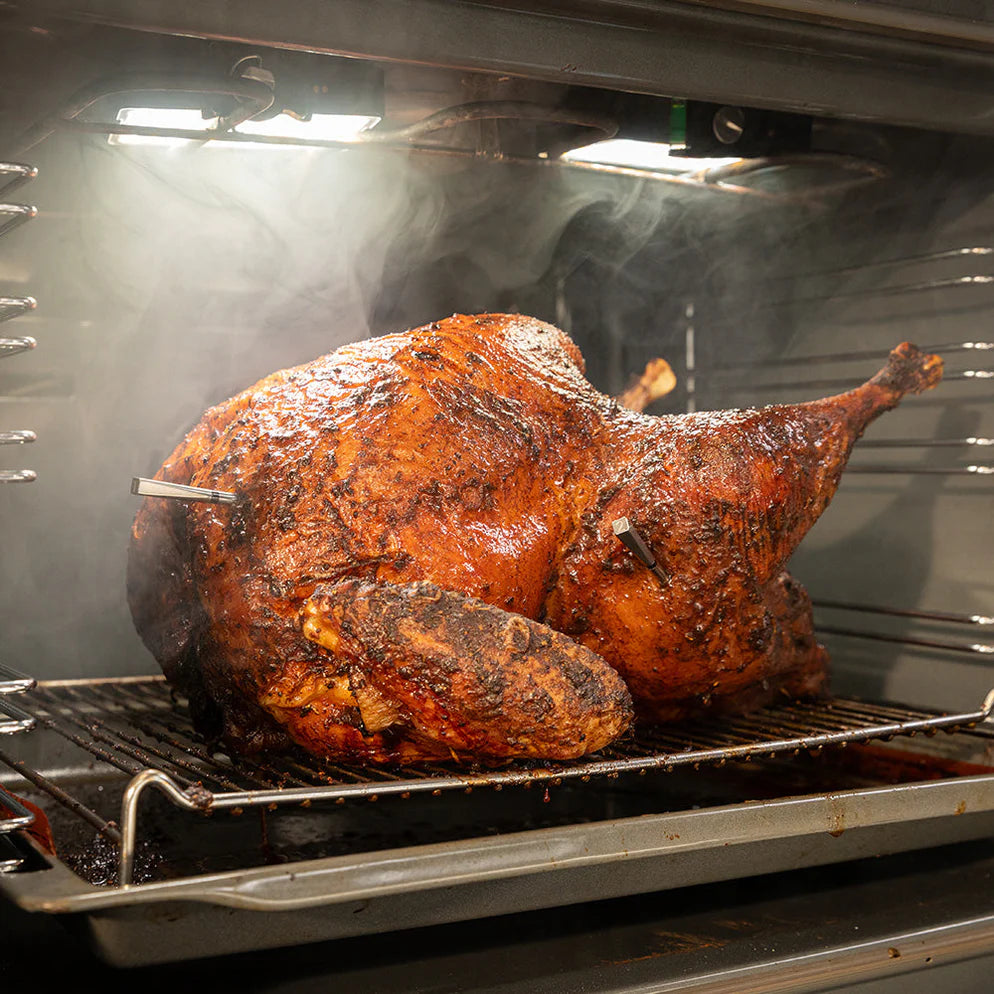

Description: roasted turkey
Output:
[128,313,942,763]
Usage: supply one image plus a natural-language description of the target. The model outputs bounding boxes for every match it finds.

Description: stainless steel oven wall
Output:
[782,164,994,713]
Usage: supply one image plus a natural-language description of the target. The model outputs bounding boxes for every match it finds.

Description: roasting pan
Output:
[3,677,994,966]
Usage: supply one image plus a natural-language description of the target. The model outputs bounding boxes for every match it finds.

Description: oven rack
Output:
[813,600,994,658]
[718,368,993,395]
[0,663,38,873]
[3,676,992,886]
[706,339,994,371]
[0,161,38,487]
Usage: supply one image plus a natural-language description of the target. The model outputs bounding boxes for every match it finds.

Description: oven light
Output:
[237,113,382,142]
[109,108,382,148]
[110,108,207,147]
[561,139,737,173]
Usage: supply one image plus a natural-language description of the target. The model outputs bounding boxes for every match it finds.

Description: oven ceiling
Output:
[15,0,994,137]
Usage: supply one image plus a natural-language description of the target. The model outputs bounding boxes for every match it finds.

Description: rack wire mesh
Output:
[3,676,992,885]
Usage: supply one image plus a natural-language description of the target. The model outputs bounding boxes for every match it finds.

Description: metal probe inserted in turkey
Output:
[131,477,242,506]
[612,517,670,585]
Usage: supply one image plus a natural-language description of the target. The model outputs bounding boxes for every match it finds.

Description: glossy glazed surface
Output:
[128,314,942,761]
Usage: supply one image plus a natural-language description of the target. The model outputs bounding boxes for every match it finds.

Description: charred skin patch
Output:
[301,578,632,760]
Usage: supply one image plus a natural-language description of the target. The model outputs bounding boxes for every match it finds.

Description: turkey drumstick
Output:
[547,341,943,723]
[300,578,632,760]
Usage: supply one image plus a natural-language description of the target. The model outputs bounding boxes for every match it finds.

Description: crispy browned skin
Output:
[127,315,941,761]
[301,579,631,759]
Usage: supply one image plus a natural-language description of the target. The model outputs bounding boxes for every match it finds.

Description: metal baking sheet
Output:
[4,773,994,966]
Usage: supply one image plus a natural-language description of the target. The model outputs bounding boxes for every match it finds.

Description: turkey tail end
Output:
[870,342,944,397]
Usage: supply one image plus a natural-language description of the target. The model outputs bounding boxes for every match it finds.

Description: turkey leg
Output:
[551,342,943,723]
[762,340,945,563]
[639,341,945,585]
[301,578,633,760]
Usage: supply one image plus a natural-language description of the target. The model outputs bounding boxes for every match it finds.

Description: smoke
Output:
[8,123,981,693]
[1,131,676,679]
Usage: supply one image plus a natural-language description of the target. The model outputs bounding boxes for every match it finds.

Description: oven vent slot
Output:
[0,663,38,872]
[4,677,992,886]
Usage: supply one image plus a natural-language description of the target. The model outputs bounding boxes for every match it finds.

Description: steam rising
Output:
[1,134,681,678]
[3,125,989,715]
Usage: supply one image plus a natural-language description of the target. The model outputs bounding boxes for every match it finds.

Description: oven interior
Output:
[1,5,993,966]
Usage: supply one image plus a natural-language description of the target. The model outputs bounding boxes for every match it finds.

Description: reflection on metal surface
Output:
[690,153,889,197]
[819,626,994,656]
[35,79,880,206]
[814,600,994,627]
[845,464,994,476]
[0,663,36,693]
[856,437,994,449]
[0,297,36,323]
[130,476,240,505]
[0,781,31,872]
[0,834,23,873]
[363,100,616,144]
[705,340,994,371]
[561,137,734,172]
[14,72,276,155]
[57,116,841,202]
[0,337,35,359]
[0,654,39,872]
[111,107,383,148]
[0,698,36,734]
[0,784,34,832]
[0,204,36,240]
[762,276,994,307]
[713,369,992,392]
[789,246,994,278]
[0,430,36,446]
[0,162,37,198]
[0,162,37,484]
[119,769,202,886]
[26,77,614,154]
